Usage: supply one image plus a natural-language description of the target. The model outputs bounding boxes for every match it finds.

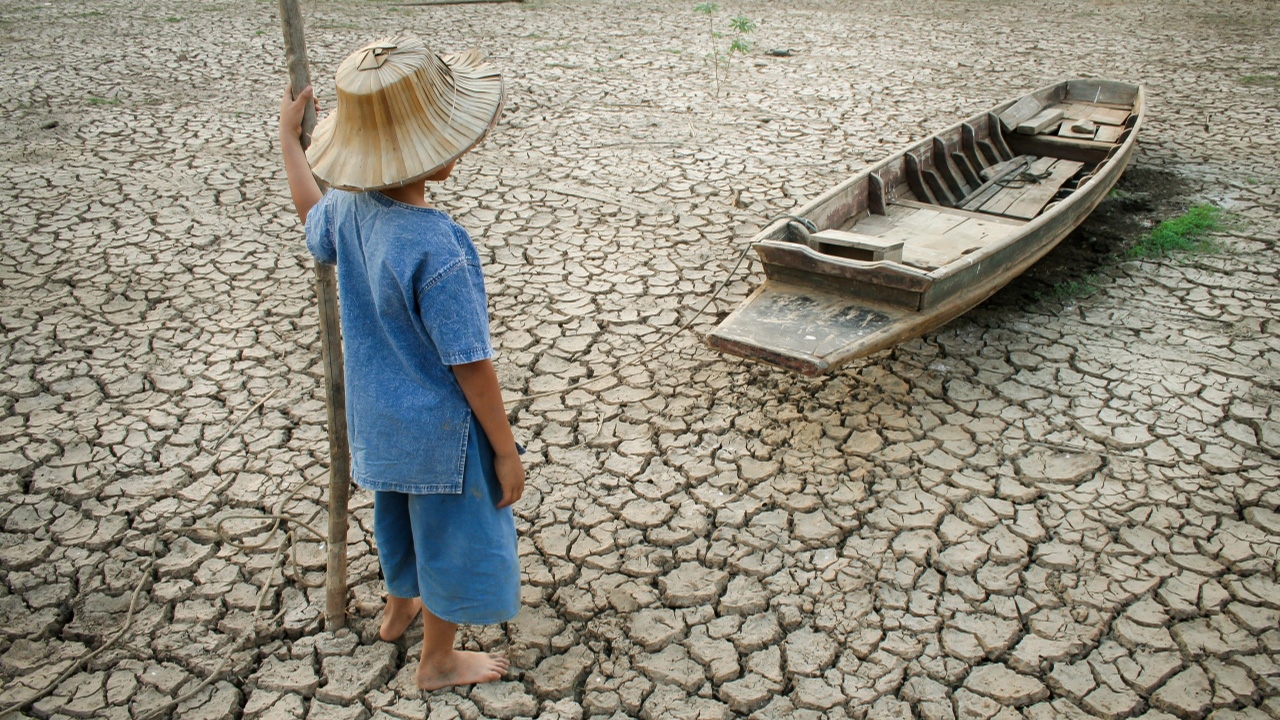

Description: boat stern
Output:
[705,283,902,375]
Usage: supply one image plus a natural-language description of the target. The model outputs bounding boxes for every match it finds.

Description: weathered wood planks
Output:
[1015,108,1065,135]
[810,229,905,262]
[706,78,1144,374]
[998,95,1043,132]
[965,158,1085,220]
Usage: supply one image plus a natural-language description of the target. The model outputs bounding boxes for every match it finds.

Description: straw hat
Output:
[306,35,504,191]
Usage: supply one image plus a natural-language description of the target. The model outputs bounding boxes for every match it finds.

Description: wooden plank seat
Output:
[961,156,1085,220]
[1045,101,1132,141]
[1006,133,1117,164]
[840,200,1025,271]
[1094,125,1126,143]
[1052,101,1130,127]
[810,229,904,262]
[1016,108,1065,135]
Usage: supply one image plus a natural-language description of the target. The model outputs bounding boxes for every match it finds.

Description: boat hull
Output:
[707,79,1143,375]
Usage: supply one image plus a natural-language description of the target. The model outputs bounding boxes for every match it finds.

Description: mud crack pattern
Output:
[1,0,1278,719]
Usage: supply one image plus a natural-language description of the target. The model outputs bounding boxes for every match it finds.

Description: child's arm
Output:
[452,359,525,508]
[279,85,323,223]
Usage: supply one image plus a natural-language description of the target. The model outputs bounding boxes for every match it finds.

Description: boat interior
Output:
[774,80,1142,275]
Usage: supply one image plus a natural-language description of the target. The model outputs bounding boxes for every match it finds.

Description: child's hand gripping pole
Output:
[279,86,323,222]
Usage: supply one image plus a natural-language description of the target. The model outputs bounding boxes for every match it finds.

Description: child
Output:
[277,35,523,691]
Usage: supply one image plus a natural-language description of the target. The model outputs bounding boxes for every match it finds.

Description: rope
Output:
[993,157,1053,189]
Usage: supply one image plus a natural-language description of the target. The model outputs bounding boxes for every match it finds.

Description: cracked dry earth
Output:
[1,0,1279,719]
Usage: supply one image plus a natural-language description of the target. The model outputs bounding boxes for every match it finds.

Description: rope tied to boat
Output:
[994,156,1053,188]
[780,214,818,242]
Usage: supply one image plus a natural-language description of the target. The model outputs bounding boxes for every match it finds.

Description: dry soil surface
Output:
[1,0,1279,719]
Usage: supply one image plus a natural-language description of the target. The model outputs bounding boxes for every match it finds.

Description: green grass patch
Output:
[1126,203,1222,258]
[1240,74,1280,87]
[1052,273,1099,301]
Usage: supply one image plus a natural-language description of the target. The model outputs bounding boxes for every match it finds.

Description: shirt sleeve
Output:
[417,260,494,366]
[303,192,336,265]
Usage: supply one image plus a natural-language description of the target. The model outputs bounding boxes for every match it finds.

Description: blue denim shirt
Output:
[305,191,492,493]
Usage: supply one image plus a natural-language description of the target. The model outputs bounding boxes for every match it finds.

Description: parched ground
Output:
[1,0,1278,718]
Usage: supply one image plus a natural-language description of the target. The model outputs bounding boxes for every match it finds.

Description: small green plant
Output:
[694,3,756,96]
[727,15,757,52]
[166,16,182,22]
[87,95,122,106]
[1126,203,1222,258]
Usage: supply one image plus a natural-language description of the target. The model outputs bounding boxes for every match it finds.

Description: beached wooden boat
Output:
[706,78,1143,375]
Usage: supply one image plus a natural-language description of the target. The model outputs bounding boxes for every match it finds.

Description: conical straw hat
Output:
[306,36,504,191]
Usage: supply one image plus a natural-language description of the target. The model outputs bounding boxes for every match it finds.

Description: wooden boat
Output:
[706,78,1143,375]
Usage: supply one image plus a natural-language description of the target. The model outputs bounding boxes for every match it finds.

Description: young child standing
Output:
[277,35,523,690]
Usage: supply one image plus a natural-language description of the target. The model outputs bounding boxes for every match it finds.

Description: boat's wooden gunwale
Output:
[758,263,926,311]
[753,243,934,290]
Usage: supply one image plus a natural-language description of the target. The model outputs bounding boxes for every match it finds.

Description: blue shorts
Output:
[373,417,520,626]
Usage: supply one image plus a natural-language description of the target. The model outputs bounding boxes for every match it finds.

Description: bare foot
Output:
[379,597,421,642]
[416,650,510,691]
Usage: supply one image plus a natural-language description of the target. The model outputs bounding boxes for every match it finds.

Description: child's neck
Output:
[380,182,429,208]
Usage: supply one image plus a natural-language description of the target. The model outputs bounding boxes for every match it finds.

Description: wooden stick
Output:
[278,0,352,632]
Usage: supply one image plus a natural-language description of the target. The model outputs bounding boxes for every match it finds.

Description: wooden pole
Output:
[278,0,352,632]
